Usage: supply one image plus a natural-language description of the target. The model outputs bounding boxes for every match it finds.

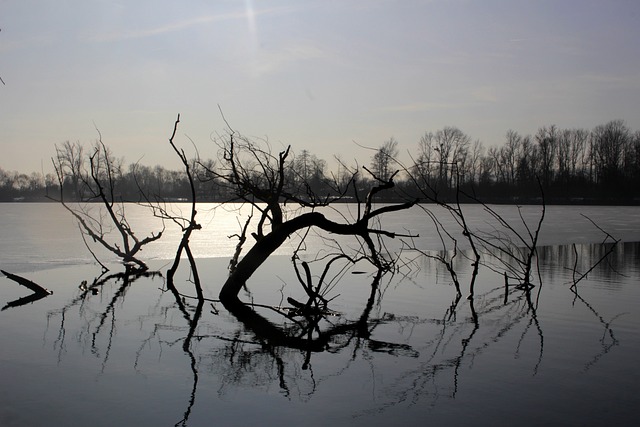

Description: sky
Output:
[2,0,640,173]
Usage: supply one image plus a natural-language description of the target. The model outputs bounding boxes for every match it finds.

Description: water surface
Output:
[0,203,639,426]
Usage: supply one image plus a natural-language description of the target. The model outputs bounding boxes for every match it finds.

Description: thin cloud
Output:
[471,86,499,103]
[88,6,292,43]
[380,101,478,113]
[579,73,640,87]
[0,35,53,53]
[253,44,327,76]
[88,13,246,42]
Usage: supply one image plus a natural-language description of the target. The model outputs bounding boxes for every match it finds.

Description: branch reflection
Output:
[39,242,635,425]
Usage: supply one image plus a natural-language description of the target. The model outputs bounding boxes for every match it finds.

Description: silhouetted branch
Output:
[50,136,164,271]
[570,214,621,290]
[2,270,52,310]
[211,126,417,305]
[2,269,52,295]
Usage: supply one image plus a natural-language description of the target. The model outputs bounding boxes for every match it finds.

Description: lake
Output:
[1,202,639,426]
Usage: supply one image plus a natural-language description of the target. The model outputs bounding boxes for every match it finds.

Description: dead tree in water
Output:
[51,135,163,271]
[205,122,417,308]
[570,214,620,291]
[471,195,545,289]
[163,115,202,296]
[402,157,545,297]
[403,159,482,297]
[138,114,203,298]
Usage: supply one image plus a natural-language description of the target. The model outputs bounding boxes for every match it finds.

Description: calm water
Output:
[1,203,639,426]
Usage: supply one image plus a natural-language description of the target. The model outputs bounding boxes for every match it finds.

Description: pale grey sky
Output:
[2,0,639,173]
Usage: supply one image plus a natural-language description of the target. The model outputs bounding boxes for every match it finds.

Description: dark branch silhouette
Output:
[50,136,164,271]
[203,119,417,309]
[1,270,52,310]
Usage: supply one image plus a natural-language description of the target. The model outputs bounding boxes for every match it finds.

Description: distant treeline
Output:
[2,119,639,204]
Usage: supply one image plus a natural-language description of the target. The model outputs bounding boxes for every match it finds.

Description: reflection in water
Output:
[36,242,639,426]
[1,270,53,310]
[46,267,161,368]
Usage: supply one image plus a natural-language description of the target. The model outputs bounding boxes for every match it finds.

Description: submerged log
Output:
[1,270,52,310]
[1,270,52,295]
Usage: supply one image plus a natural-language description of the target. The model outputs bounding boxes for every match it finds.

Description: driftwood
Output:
[1,269,53,310]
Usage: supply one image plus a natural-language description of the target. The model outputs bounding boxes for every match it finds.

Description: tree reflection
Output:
[1,269,52,310]
[45,266,161,367]
[164,262,551,423]
[38,242,635,425]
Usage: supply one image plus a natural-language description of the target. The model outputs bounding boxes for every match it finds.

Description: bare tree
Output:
[203,124,416,308]
[54,141,85,199]
[625,130,640,185]
[466,139,485,186]
[137,115,203,297]
[290,149,328,200]
[400,143,546,297]
[432,127,471,190]
[371,138,399,181]
[471,191,545,288]
[51,134,164,271]
[592,119,630,189]
[535,125,558,187]
[501,130,522,186]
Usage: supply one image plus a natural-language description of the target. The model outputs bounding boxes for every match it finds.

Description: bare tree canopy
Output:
[370,137,399,181]
[50,134,163,271]
[200,125,416,307]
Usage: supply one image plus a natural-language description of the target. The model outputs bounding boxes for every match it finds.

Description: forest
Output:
[1,119,639,204]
